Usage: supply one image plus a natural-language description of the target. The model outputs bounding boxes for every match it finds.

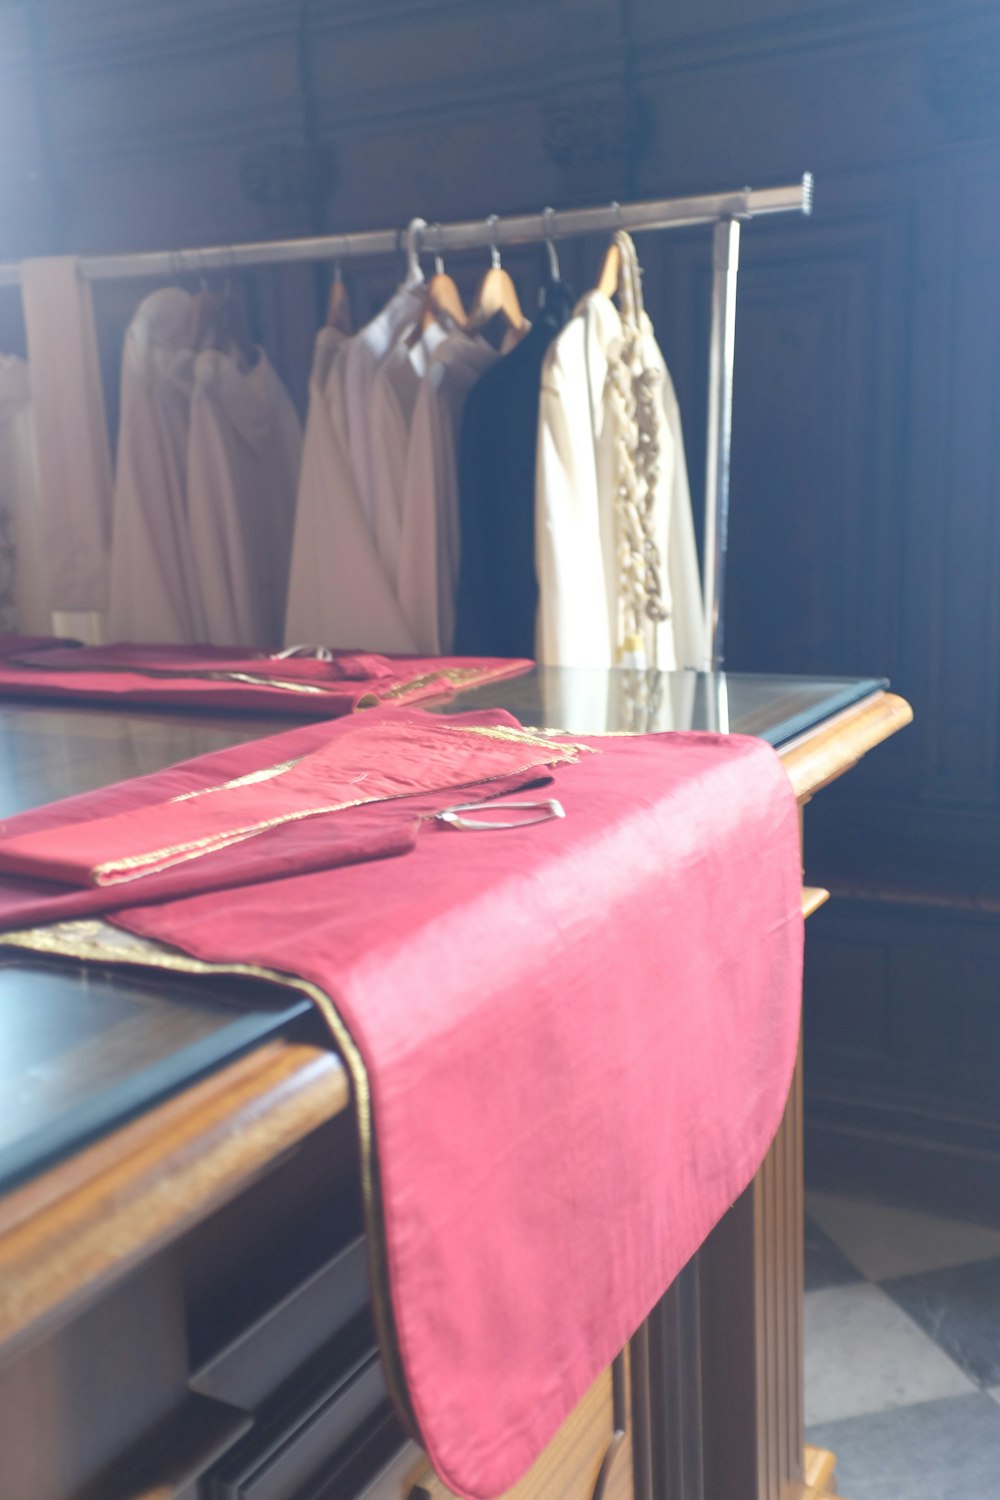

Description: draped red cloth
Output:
[0,640,531,716]
[0,715,804,1500]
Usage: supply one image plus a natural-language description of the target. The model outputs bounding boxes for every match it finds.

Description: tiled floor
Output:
[805,1192,1000,1498]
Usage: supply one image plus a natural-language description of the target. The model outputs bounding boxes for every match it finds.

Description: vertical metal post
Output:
[701,218,741,671]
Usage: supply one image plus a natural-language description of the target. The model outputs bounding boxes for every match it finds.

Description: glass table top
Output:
[0,670,886,1192]
[440,668,888,746]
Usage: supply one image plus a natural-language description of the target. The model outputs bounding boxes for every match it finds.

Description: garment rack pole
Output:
[0,177,810,287]
[0,174,812,672]
[703,218,741,673]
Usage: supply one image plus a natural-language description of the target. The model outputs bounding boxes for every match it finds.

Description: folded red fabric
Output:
[0,640,531,717]
[0,710,578,886]
[1,724,804,1500]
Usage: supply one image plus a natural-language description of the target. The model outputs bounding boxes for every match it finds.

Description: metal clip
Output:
[436,798,565,831]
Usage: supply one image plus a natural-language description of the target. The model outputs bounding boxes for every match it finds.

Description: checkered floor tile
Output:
[805,1193,1000,1499]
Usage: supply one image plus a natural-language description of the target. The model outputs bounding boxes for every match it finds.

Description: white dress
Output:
[534,290,705,671]
[368,321,447,593]
[108,289,205,644]
[20,257,114,635]
[283,327,416,653]
[188,347,302,649]
[397,333,499,654]
[343,277,424,535]
[0,356,49,635]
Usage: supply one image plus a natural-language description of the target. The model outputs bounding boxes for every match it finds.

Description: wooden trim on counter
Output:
[801,887,830,920]
[779,692,912,803]
[0,1041,349,1364]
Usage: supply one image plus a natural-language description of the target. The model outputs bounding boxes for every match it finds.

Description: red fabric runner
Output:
[0,640,531,717]
[0,717,804,1499]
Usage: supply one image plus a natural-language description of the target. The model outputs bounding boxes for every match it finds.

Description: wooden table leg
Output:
[631,1260,705,1500]
[698,1034,807,1500]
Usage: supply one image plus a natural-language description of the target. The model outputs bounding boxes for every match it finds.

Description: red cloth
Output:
[107,731,802,1498]
[0,721,803,1498]
[0,641,530,717]
[0,708,557,920]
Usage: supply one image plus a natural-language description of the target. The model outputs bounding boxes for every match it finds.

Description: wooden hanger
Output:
[420,263,467,333]
[326,264,353,334]
[220,289,259,368]
[467,265,527,333]
[594,238,621,300]
[466,222,528,340]
[190,287,224,350]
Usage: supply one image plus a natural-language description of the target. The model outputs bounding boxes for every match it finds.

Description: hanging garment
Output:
[0,357,49,635]
[108,289,205,644]
[344,277,425,534]
[283,327,417,653]
[369,321,448,592]
[454,281,575,658]
[188,347,302,649]
[0,640,532,717]
[535,238,705,670]
[398,333,500,655]
[0,723,803,1500]
[19,257,114,630]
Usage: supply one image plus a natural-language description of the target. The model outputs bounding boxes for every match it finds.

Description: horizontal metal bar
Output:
[0,175,811,288]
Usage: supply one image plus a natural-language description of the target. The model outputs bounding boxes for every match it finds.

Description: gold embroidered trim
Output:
[370,663,517,704]
[375,670,451,702]
[0,917,418,1442]
[204,671,328,695]
[443,722,595,755]
[8,655,332,696]
[92,734,586,884]
[170,759,303,802]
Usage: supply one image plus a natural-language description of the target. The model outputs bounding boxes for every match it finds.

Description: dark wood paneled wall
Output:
[2,0,997,1205]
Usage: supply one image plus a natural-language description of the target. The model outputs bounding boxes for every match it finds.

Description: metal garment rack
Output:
[0,174,812,669]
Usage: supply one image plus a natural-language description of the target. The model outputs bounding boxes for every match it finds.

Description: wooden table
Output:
[0,674,911,1500]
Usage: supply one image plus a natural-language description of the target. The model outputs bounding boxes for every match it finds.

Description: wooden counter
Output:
[0,679,911,1500]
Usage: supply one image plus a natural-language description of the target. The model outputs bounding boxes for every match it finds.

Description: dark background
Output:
[2,0,998,1211]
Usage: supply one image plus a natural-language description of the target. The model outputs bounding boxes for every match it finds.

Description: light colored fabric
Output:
[188,348,302,649]
[369,321,447,592]
[398,334,498,654]
[344,277,424,534]
[0,356,49,634]
[284,328,416,653]
[108,289,205,644]
[535,290,706,669]
[20,258,113,616]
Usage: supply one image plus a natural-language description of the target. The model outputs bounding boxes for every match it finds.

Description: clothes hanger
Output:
[594,202,624,299]
[190,273,223,350]
[326,259,353,333]
[419,233,467,333]
[466,216,529,341]
[216,268,259,369]
[542,207,561,283]
[404,217,427,289]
